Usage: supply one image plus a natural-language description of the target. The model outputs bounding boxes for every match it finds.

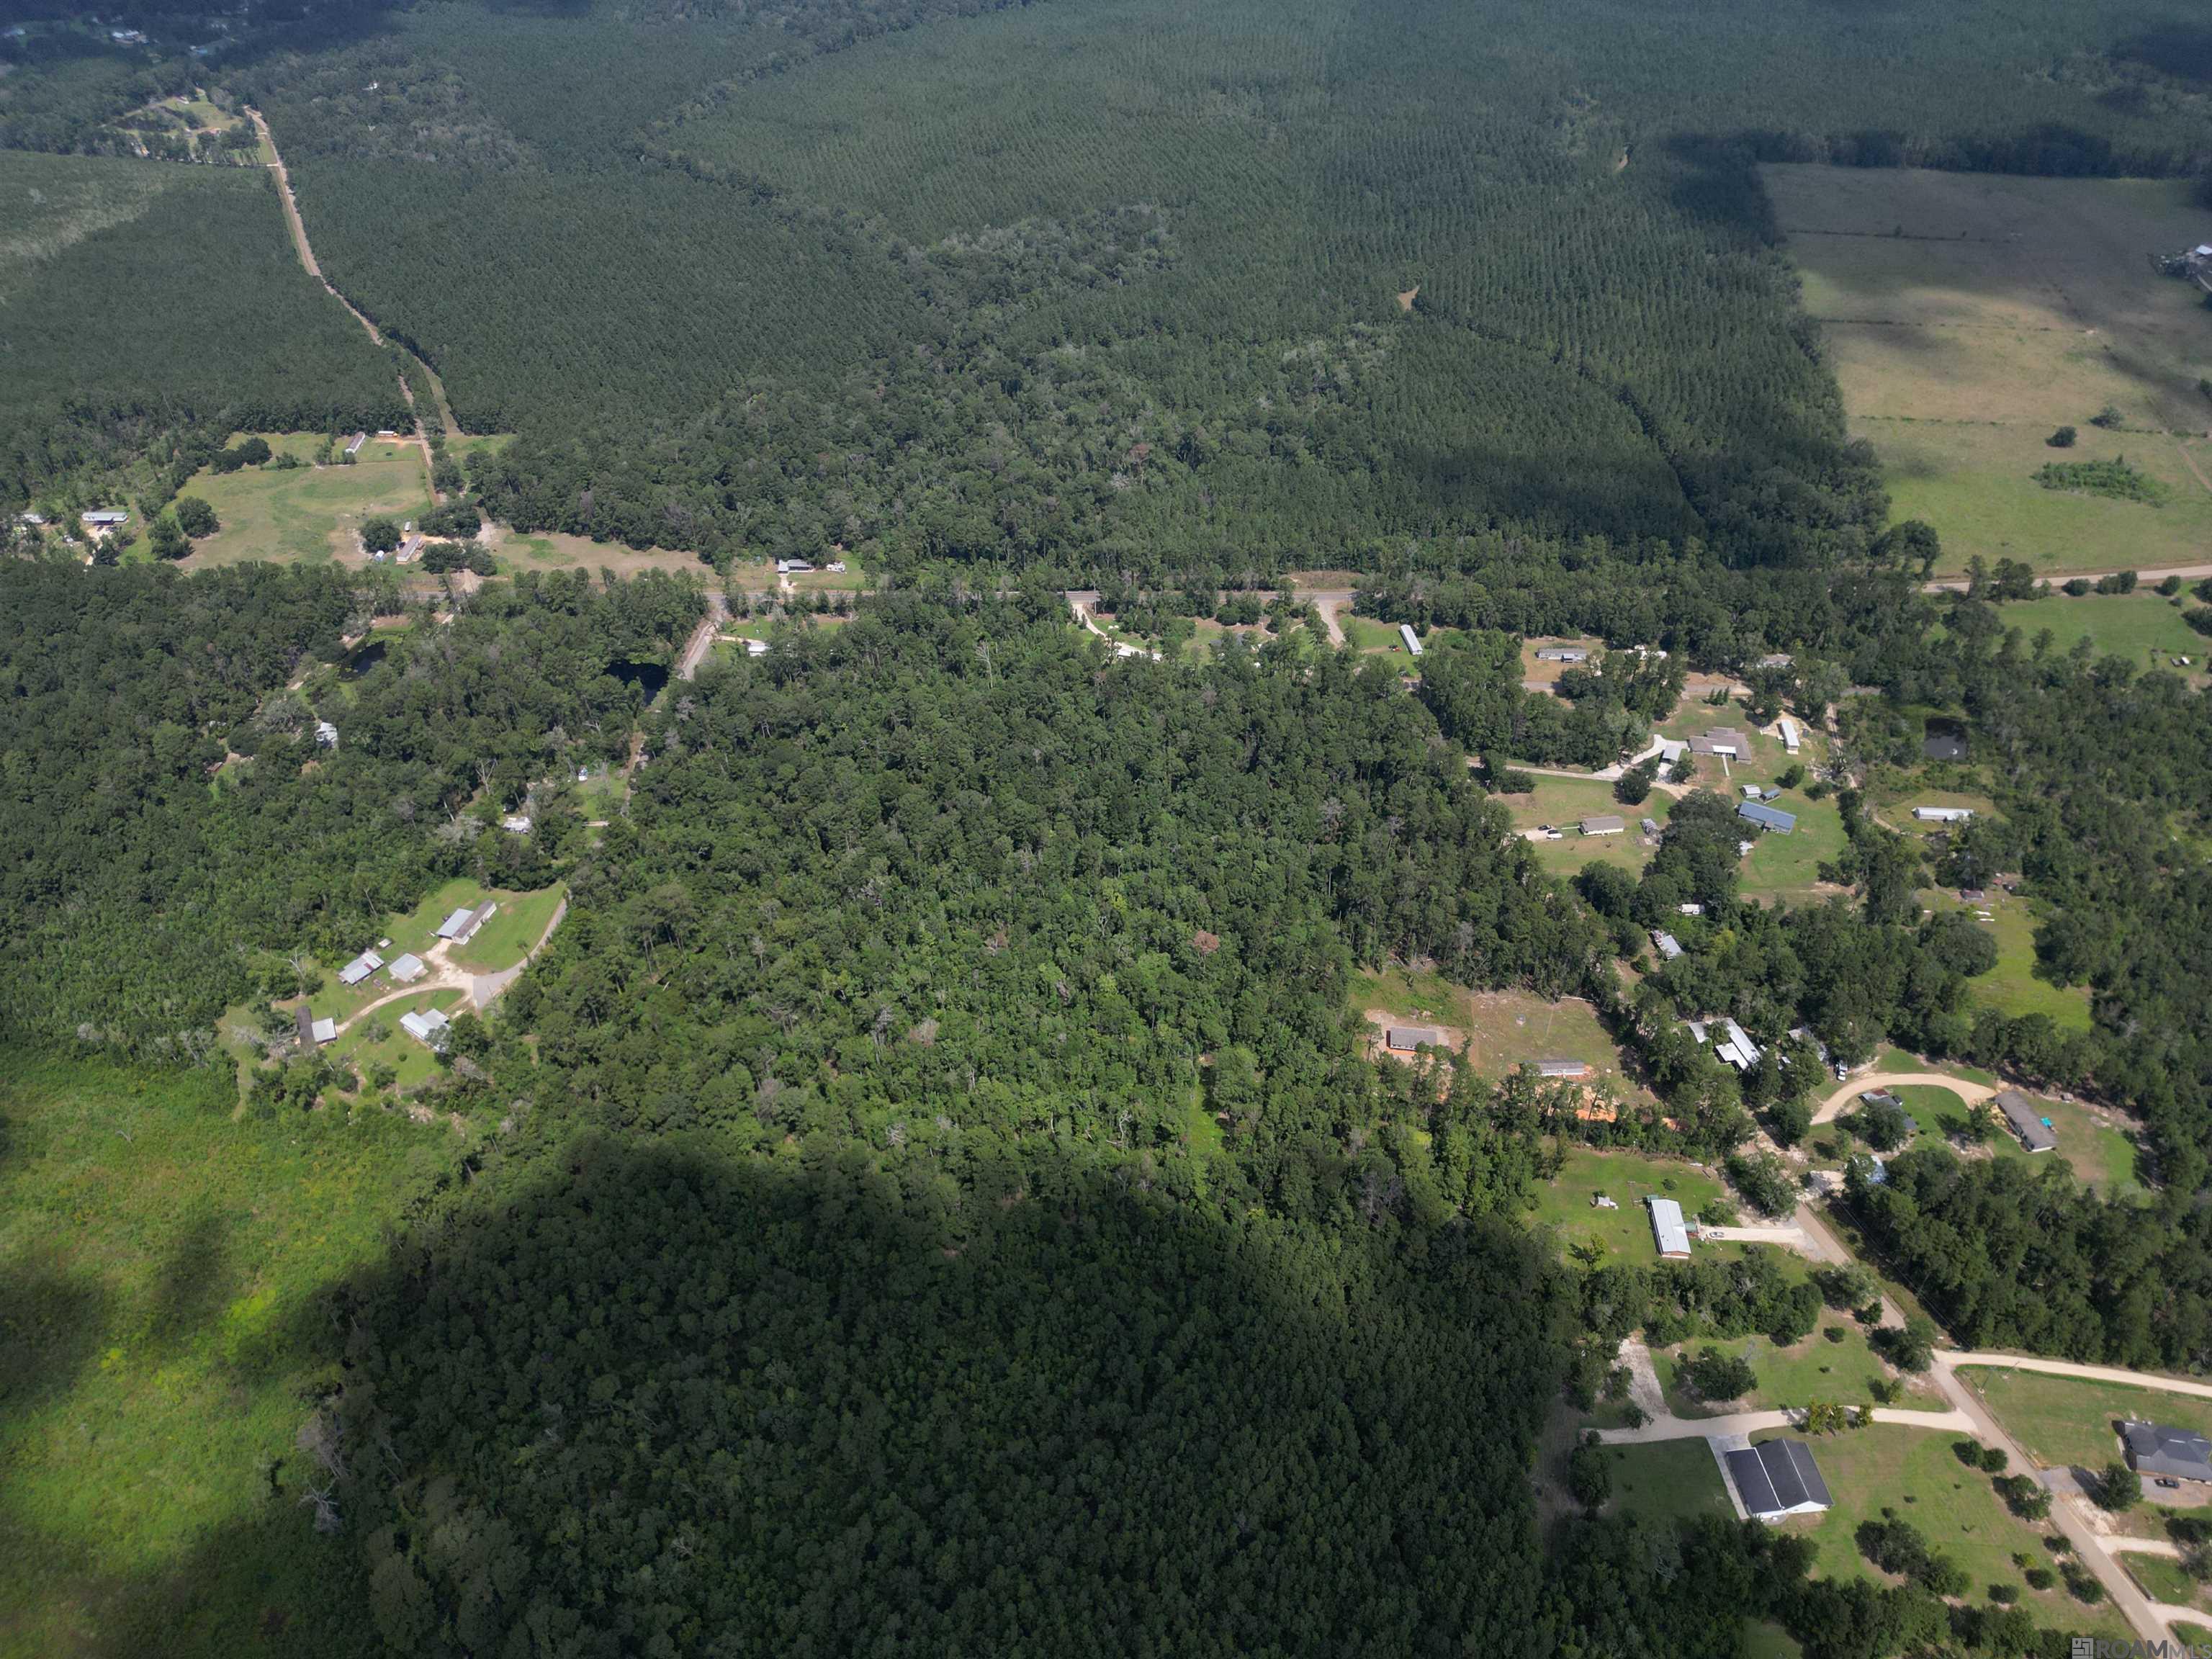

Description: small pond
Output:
[608,660,670,699]
[341,640,388,679]
[1922,716,1969,763]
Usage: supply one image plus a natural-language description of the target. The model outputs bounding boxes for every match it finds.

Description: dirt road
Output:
[1923,563,2212,594]
[1812,1069,1995,1125]
[249,105,444,500]
[676,590,732,681]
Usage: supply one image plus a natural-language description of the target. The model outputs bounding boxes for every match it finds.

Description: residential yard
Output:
[167,439,433,567]
[1655,1316,1907,1418]
[1963,1369,2212,1477]
[1498,775,1670,878]
[448,884,565,974]
[1519,638,1607,685]
[323,986,467,1094]
[2123,1551,2210,1611]
[1759,1424,2133,1640]
[1357,968,1629,1083]
[1599,1439,1737,1527]
[1340,613,1412,655]
[1737,791,1848,902]
[1524,1148,1727,1264]
[1763,165,2212,577]
[0,1049,449,1659]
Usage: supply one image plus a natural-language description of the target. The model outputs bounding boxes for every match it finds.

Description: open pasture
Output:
[1765,166,2212,575]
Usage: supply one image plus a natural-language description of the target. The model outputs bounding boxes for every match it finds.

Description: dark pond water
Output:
[342,640,387,679]
[1922,716,1969,763]
[608,660,670,699]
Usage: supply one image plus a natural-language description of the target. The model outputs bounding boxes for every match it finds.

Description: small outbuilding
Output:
[310,1016,337,1045]
[1726,1439,1833,1521]
[2122,1421,2212,1484]
[338,950,384,986]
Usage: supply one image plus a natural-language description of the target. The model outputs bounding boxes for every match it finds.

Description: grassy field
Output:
[448,884,565,973]
[1763,1424,2132,1640]
[1917,887,2092,1033]
[1657,1316,1899,1418]
[0,1050,444,1659]
[490,526,707,576]
[1982,590,2206,670]
[1764,166,2212,577]
[1524,1148,1727,1264]
[1964,1368,2212,1476]
[2123,1550,2208,1610]
[1737,791,1848,903]
[1356,966,1628,1082]
[1599,1439,1737,1527]
[169,440,433,567]
[1340,614,1413,655]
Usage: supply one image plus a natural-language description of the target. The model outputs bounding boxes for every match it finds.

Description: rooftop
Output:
[1726,1439,1832,1519]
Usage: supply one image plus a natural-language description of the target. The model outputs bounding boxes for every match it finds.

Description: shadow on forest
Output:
[2116,26,2212,88]
[62,1135,1562,1658]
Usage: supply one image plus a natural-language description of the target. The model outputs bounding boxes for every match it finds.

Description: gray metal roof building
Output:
[1385,1027,1442,1053]
[1581,814,1626,836]
[1995,1089,2056,1153]
[1737,801,1797,834]
[2123,1421,2212,1483]
[1725,1439,1833,1520]
[1647,1196,1691,1259]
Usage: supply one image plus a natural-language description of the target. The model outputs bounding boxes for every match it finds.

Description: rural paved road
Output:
[1944,1351,2212,1403]
[1812,1069,1995,1125]
[1923,562,2212,594]
[1927,1350,2175,1645]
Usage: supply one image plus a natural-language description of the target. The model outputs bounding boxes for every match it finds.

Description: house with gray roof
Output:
[2123,1421,2212,1483]
[1647,1196,1691,1259]
[1995,1089,2056,1153]
[1581,814,1626,836]
[1385,1027,1442,1053]
[1737,801,1797,834]
[1725,1439,1832,1521]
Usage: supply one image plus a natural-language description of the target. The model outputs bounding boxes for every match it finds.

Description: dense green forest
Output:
[0,561,701,1051]
[197,0,2204,577]
[0,150,403,504]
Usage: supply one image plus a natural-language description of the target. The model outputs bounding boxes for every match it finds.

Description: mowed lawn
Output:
[1876,419,2212,577]
[1525,1148,1726,1264]
[1917,887,2092,1033]
[1964,1368,2212,1476]
[1763,165,2212,577]
[1497,775,1668,878]
[1982,590,2206,670]
[1356,967,1629,1083]
[448,884,565,974]
[324,986,469,1094]
[0,1050,441,1659]
[172,438,433,567]
[1761,1425,2134,1641]
[1657,1316,1903,1418]
[2123,1550,2211,1611]
[1599,1439,1737,1527]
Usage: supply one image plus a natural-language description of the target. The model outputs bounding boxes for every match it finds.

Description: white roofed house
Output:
[1689,1017,1761,1071]
[400,1007,451,1048]
[387,953,428,984]
[435,902,497,945]
[1912,806,1974,823]
[1778,716,1800,754]
[1398,624,1424,657]
[1651,929,1683,961]
[1646,1197,1692,1259]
